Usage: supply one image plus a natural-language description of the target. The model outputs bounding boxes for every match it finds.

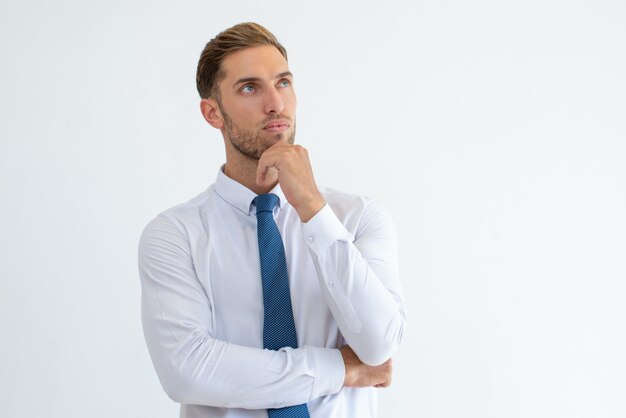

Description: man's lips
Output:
[263,120,289,131]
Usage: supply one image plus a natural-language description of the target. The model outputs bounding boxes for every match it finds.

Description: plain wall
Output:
[1,1,625,417]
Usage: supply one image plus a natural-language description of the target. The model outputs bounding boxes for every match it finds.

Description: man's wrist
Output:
[294,194,326,223]
[340,346,354,386]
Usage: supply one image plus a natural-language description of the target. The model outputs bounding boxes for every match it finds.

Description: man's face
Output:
[216,45,297,160]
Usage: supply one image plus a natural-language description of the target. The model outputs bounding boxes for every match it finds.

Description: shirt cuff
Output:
[306,346,345,399]
[301,204,353,254]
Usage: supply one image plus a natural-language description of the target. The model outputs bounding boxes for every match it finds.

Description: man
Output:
[138,22,405,418]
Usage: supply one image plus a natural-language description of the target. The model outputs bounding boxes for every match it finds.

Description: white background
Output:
[1,1,625,417]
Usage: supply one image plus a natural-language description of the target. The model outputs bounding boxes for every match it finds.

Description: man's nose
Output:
[263,86,285,114]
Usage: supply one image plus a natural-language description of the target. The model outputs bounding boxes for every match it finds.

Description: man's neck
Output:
[223,158,278,195]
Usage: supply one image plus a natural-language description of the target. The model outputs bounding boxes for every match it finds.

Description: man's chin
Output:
[265,131,295,146]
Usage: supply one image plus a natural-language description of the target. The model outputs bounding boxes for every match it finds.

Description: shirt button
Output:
[307,236,314,242]
[327,281,334,288]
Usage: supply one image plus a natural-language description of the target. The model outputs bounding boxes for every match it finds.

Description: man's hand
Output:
[256,143,325,223]
[340,345,393,388]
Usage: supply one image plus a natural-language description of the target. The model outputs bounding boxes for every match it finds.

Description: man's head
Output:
[196,22,288,101]
[197,22,296,162]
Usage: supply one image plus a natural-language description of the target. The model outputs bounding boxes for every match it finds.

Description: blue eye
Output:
[279,79,291,87]
[241,85,255,93]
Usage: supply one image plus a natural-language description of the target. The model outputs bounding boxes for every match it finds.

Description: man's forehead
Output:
[221,45,289,80]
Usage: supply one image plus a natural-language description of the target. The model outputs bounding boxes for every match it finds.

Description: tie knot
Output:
[253,193,279,214]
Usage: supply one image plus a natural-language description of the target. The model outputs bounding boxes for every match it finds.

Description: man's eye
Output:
[241,85,255,93]
[279,79,291,87]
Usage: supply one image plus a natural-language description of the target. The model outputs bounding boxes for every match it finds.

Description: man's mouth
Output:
[263,120,289,132]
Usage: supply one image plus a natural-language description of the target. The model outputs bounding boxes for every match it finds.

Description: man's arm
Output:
[138,214,390,408]
[303,198,405,366]
[258,143,406,366]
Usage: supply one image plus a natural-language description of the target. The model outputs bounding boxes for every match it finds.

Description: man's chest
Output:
[191,217,339,348]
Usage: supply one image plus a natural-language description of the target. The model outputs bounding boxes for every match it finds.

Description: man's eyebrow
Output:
[277,71,293,79]
[232,76,261,88]
[232,71,293,88]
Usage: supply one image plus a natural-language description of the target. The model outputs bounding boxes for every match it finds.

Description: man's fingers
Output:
[255,156,277,186]
[256,143,288,185]
[255,164,267,185]
[375,380,391,388]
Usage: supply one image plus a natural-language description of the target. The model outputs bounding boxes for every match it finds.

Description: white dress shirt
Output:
[138,168,405,418]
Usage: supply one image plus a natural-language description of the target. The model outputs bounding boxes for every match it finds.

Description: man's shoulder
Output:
[141,184,217,234]
[162,186,214,216]
[319,186,369,205]
[318,185,388,220]
[317,186,395,239]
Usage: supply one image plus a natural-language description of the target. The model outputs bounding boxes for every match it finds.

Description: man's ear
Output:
[200,98,224,129]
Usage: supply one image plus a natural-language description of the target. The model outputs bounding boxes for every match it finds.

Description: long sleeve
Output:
[301,198,406,366]
[138,215,345,409]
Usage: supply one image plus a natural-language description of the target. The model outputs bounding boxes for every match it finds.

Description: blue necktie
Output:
[254,194,311,418]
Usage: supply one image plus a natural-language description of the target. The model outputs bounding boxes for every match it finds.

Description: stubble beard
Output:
[220,106,296,161]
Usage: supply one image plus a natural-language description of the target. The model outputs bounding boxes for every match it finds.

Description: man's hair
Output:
[196,22,288,100]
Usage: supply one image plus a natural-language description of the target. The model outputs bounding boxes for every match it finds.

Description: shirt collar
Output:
[213,165,287,215]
